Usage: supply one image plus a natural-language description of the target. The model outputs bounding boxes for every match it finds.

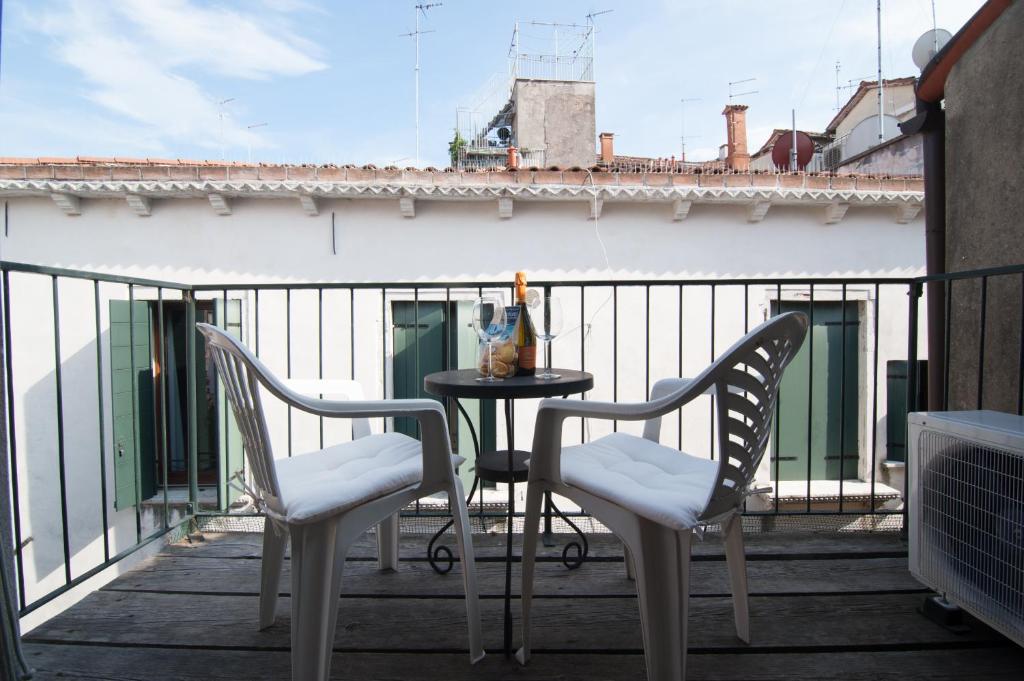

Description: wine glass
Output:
[472,296,507,382]
[536,296,563,380]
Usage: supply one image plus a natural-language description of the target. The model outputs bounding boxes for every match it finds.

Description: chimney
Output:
[599,132,614,164]
[721,105,750,171]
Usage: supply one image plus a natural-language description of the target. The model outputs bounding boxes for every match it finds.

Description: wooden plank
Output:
[24,590,1002,652]
[22,643,1024,681]
[104,554,923,598]
[160,531,907,561]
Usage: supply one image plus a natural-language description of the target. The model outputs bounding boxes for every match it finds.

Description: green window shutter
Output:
[772,301,860,481]
[109,300,156,510]
[392,302,447,439]
[885,360,927,463]
[214,299,244,509]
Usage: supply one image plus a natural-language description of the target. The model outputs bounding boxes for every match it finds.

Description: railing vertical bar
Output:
[222,288,229,505]
[92,280,110,560]
[677,284,683,451]
[478,285,483,516]
[381,288,387,434]
[943,279,952,410]
[743,284,749,335]
[185,291,199,511]
[318,288,324,450]
[709,284,716,461]
[612,286,618,433]
[806,282,814,513]
[905,282,922,537]
[414,287,421,441]
[644,284,650,401]
[1018,273,1024,416]
[870,283,880,512]
[2,270,27,609]
[742,283,749,513]
[254,290,260,357]
[128,283,142,542]
[977,275,988,410]
[580,285,586,444]
[774,282,782,513]
[350,288,356,440]
[286,289,292,456]
[51,276,72,583]
[444,288,452,373]
[157,289,169,529]
[838,283,847,513]
[414,287,420,514]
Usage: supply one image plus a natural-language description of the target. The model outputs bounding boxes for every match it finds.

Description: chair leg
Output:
[630,522,692,681]
[623,542,636,581]
[515,483,544,666]
[259,516,287,630]
[723,513,750,643]
[377,512,400,571]
[290,519,340,681]
[449,476,485,664]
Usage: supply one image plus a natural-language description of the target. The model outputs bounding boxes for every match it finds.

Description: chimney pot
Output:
[599,132,614,164]
[721,105,750,172]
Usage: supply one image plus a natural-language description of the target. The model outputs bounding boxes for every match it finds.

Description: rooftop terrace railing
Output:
[4,260,1023,620]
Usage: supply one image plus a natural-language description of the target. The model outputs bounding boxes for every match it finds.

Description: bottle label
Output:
[517,344,536,370]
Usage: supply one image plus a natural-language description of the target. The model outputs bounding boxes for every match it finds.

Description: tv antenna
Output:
[246,122,267,163]
[679,97,701,161]
[400,2,442,166]
[728,78,758,101]
[218,98,235,160]
[585,9,613,78]
[876,0,884,143]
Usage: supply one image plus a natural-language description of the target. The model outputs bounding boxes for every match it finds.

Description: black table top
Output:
[424,368,593,400]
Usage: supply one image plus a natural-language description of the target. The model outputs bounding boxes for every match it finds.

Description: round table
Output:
[423,368,593,657]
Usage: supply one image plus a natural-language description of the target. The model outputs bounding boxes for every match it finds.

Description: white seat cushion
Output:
[274,432,464,525]
[560,432,720,531]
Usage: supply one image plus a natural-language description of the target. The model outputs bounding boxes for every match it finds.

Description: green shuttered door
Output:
[110,300,156,510]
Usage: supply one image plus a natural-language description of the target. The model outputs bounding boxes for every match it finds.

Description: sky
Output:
[0,0,986,168]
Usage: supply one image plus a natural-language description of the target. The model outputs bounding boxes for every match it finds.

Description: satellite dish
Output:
[771,131,815,171]
[912,29,952,71]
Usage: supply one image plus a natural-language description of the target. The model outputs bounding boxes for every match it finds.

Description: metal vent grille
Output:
[914,429,1024,644]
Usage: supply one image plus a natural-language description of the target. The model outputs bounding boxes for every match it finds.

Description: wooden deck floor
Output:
[20,529,1024,680]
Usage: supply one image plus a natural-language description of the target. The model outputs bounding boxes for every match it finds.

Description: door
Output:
[392,302,447,438]
[392,300,495,489]
[773,301,859,481]
[110,300,156,509]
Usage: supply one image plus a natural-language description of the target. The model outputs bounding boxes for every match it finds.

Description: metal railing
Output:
[5,260,1024,618]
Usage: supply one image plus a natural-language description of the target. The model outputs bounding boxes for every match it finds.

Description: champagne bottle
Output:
[514,271,537,376]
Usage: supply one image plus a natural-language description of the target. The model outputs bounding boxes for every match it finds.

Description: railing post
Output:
[0,267,32,679]
[185,291,200,513]
[903,281,923,539]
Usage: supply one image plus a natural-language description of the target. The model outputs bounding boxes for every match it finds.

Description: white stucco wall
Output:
[0,188,926,621]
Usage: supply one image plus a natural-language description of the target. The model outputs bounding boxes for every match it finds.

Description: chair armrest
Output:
[529,377,708,484]
[263,380,454,484]
[642,377,695,441]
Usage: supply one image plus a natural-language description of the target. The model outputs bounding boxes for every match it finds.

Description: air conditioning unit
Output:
[908,410,1024,646]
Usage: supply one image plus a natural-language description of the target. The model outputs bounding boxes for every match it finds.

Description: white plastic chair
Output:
[196,323,484,681]
[517,312,808,680]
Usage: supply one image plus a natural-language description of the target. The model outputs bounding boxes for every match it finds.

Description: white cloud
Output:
[25,0,326,155]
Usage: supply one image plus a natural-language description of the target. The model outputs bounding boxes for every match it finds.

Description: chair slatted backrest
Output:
[197,323,283,512]
[701,312,807,520]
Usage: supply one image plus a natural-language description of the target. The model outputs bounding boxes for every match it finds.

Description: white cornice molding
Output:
[0,179,924,211]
